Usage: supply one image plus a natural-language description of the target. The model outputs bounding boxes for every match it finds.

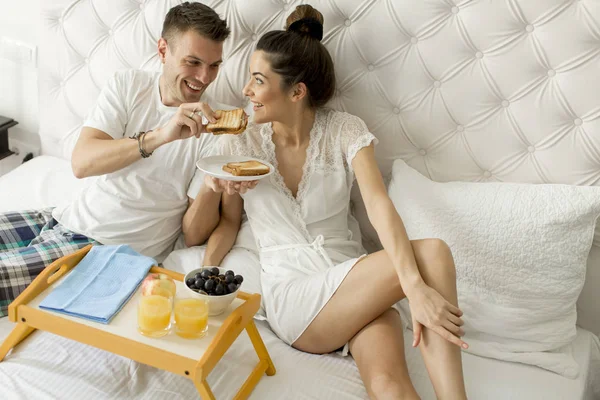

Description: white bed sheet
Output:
[0,155,92,213]
[0,292,597,400]
[0,156,598,399]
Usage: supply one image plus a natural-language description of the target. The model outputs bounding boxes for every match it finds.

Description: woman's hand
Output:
[204,175,259,195]
[406,281,468,349]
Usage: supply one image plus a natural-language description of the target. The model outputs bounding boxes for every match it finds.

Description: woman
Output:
[203,5,469,399]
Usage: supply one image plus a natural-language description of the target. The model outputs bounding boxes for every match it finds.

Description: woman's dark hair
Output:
[162,2,230,45]
[256,5,335,108]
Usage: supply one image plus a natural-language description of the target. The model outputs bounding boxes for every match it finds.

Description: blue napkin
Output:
[40,245,155,324]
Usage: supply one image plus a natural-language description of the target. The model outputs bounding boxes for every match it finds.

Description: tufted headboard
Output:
[40,0,599,335]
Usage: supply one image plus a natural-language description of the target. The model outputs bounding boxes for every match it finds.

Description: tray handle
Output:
[149,266,184,282]
[8,245,93,322]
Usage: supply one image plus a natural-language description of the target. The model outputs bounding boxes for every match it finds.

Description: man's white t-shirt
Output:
[53,70,221,262]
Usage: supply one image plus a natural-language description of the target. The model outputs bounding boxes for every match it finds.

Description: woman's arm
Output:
[202,192,243,266]
[352,145,423,288]
[353,145,465,347]
[182,183,222,248]
[182,175,257,247]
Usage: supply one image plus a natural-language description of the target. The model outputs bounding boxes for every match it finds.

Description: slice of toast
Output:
[222,160,270,176]
[207,109,247,135]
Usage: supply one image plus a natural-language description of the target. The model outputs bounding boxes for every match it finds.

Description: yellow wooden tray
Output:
[0,245,276,399]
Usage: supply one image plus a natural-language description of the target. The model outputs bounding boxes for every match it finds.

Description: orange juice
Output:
[174,298,208,339]
[137,295,172,337]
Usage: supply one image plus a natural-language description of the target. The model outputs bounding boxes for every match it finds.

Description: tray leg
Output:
[194,379,216,400]
[246,321,276,376]
[234,360,268,400]
[0,323,36,361]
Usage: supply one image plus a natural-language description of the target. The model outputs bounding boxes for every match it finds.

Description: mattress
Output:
[0,301,597,400]
[0,156,598,399]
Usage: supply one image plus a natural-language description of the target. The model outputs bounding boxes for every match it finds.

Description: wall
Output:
[0,0,41,155]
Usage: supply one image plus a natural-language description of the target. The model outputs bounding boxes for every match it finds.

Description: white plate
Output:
[196,155,275,182]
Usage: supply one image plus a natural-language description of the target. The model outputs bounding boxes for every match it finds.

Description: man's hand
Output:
[158,102,218,144]
[204,174,259,195]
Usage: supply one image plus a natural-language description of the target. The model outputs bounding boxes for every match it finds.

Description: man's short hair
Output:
[162,2,230,45]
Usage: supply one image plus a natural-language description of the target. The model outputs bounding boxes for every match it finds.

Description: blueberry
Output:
[194,272,203,280]
[225,270,235,276]
[234,275,244,285]
[204,279,215,292]
[215,283,225,295]
[186,278,196,287]
[210,267,220,276]
[195,278,205,289]
[200,269,211,280]
[224,274,234,284]
[227,283,238,293]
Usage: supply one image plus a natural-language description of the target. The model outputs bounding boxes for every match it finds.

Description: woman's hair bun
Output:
[285,5,324,41]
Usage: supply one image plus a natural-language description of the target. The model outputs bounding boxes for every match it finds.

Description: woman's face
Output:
[243,51,293,124]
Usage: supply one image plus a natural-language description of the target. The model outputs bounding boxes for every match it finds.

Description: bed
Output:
[0,0,599,399]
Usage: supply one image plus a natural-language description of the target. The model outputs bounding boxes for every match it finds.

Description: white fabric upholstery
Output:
[38,0,600,335]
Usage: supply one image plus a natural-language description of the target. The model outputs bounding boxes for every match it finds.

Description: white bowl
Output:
[183,267,242,316]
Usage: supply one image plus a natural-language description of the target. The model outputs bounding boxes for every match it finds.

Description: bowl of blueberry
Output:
[183,267,244,316]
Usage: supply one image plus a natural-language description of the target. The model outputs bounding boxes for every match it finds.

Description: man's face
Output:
[159,30,223,106]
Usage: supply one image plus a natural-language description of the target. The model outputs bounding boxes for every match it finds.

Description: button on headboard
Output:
[40,0,600,183]
[39,0,600,334]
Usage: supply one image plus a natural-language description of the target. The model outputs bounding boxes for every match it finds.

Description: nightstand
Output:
[0,116,20,177]
[0,116,18,161]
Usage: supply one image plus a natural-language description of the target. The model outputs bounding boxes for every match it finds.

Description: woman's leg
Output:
[412,240,467,399]
[292,247,405,352]
[293,238,466,399]
[349,308,420,400]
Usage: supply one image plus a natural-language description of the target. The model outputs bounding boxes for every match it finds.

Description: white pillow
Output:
[389,159,600,378]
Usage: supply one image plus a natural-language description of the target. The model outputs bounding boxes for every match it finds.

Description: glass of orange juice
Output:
[137,293,173,338]
[174,295,209,339]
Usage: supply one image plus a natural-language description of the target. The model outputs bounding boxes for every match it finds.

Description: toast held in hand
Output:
[206,109,248,135]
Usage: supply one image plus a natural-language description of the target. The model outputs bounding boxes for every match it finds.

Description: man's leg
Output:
[0,209,54,251]
[0,220,95,317]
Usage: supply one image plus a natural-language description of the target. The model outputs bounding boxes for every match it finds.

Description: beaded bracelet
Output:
[129,131,153,158]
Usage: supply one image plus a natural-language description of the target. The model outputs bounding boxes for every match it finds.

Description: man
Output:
[0,2,232,316]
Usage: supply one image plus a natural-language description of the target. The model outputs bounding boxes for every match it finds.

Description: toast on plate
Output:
[222,160,270,176]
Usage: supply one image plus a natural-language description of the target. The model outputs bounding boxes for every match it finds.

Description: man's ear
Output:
[290,82,308,103]
[158,38,168,64]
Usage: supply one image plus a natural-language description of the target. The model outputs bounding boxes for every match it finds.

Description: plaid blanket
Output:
[0,209,96,317]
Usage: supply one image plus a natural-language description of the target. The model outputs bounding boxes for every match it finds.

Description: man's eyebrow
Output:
[187,56,222,65]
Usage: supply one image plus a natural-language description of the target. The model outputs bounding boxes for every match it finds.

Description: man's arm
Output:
[202,192,243,266]
[71,127,165,178]
[72,102,218,179]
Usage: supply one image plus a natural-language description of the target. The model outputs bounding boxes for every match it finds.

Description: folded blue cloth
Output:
[40,245,155,324]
